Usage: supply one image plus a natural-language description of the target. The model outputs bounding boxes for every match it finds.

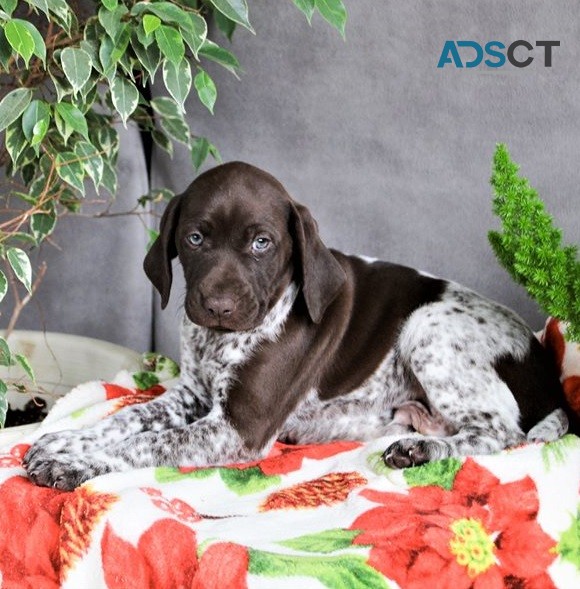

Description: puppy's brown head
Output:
[144,162,345,331]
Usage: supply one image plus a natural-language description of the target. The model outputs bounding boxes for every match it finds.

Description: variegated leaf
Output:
[155,24,184,65]
[0,270,7,303]
[6,247,32,293]
[60,47,92,94]
[0,87,32,132]
[194,69,217,114]
[74,141,104,188]
[206,0,253,33]
[162,58,191,113]
[4,19,34,65]
[56,151,85,194]
[30,209,57,243]
[111,77,139,126]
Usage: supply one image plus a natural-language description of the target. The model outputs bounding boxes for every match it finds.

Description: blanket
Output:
[0,321,579,589]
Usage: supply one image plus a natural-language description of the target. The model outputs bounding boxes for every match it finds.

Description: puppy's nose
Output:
[205,296,236,319]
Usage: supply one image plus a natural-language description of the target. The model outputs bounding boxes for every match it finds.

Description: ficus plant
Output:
[0,0,348,425]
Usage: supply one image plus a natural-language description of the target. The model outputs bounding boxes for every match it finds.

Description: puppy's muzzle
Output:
[203,295,237,320]
[190,282,259,330]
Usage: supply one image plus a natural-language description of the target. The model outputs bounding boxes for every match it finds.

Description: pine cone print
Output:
[59,486,119,580]
[260,471,367,511]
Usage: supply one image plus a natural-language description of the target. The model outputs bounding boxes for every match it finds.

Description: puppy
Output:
[24,162,568,489]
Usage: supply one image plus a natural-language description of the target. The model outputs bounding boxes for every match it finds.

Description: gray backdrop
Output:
[6,0,580,363]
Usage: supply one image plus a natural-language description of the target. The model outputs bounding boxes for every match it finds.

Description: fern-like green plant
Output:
[489,144,580,341]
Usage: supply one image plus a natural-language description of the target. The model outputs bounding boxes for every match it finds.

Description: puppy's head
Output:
[144,162,345,331]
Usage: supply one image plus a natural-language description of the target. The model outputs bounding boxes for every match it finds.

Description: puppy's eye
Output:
[187,232,203,247]
[252,236,271,252]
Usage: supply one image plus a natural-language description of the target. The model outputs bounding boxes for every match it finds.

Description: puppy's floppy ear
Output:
[144,194,182,309]
[290,201,346,323]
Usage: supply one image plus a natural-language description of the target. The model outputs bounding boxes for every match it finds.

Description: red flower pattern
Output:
[0,443,31,468]
[194,542,249,589]
[0,475,70,588]
[178,440,362,477]
[102,520,249,589]
[257,441,362,476]
[104,384,136,400]
[350,459,558,589]
[104,383,165,400]
[102,519,198,589]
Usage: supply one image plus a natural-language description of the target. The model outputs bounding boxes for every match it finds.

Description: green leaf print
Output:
[154,465,280,495]
[541,434,580,471]
[403,457,463,490]
[367,451,462,490]
[555,507,580,571]
[218,466,281,496]
[280,528,362,553]
[133,371,160,390]
[155,466,217,484]
[249,549,390,589]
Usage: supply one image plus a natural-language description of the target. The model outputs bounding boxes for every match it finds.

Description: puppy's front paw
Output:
[25,455,104,490]
[382,438,450,469]
[23,430,106,489]
[23,429,97,468]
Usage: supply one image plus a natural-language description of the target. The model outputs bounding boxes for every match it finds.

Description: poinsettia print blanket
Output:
[1,322,579,589]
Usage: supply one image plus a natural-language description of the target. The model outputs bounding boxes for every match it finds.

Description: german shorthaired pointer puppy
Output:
[24,162,569,490]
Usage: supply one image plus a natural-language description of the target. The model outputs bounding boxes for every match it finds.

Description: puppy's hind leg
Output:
[383,406,525,469]
[383,354,527,469]
[383,297,530,468]
[382,369,527,468]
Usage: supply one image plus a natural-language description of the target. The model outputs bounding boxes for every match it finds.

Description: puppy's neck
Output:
[258,282,299,341]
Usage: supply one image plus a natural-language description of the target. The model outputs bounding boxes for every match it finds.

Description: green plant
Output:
[489,144,580,341]
[0,0,348,425]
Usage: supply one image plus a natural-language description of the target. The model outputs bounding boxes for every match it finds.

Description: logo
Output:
[437,40,560,68]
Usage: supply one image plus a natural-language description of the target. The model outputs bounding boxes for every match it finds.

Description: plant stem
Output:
[5,262,48,338]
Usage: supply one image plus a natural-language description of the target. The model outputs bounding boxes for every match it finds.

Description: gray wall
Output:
[4,1,579,363]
